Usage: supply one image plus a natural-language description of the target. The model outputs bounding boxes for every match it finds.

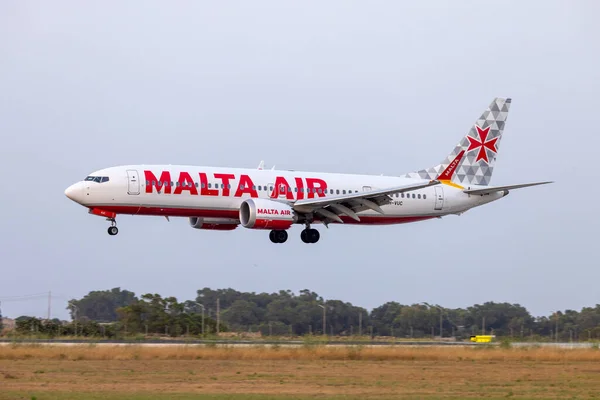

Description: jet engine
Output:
[239,198,296,229]
[189,217,238,231]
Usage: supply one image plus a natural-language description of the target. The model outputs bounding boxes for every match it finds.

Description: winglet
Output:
[257,160,264,170]
[436,150,465,181]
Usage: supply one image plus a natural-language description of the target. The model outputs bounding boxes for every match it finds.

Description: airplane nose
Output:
[65,182,84,204]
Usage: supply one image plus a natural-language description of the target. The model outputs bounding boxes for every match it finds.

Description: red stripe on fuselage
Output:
[94,205,239,219]
[90,205,435,225]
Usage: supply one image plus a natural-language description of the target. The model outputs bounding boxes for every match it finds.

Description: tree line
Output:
[5,287,600,341]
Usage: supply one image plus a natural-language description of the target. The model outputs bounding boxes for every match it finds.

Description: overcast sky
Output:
[1,1,598,321]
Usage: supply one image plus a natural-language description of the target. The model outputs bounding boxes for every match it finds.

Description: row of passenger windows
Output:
[85,176,110,183]
[396,192,426,199]
[145,180,426,199]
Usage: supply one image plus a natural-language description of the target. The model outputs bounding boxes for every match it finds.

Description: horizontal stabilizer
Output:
[463,181,553,195]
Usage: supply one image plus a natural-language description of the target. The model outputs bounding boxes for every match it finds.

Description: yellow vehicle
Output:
[470,335,495,343]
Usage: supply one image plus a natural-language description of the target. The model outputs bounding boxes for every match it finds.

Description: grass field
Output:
[1,344,600,399]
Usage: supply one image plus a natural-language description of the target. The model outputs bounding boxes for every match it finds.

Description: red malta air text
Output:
[258,208,292,216]
[143,170,328,201]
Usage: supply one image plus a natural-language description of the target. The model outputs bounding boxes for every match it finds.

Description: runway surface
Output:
[0,339,596,348]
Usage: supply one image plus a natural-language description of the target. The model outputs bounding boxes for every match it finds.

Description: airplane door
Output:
[278,183,287,198]
[434,186,444,210]
[362,186,372,191]
[267,182,274,198]
[267,182,288,199]
[127,169,140,195]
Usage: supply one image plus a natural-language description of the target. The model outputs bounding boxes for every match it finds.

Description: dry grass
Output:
[0,343,599,362]
[2,345,600,399]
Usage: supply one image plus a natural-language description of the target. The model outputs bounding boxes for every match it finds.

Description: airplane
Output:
[64,97,551,243]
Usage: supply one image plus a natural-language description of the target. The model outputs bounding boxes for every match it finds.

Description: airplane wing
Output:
[463,181,553,196]
[292,180,440,223]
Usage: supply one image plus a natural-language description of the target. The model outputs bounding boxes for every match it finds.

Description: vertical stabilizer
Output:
[406,97,511,186]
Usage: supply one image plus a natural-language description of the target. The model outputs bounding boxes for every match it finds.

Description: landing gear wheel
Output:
[301,229,309,243]
[276,230,288,243]
[107,226,119,236]
[301,228,320,243]
[269,230,288,243]
[308,229,319,243]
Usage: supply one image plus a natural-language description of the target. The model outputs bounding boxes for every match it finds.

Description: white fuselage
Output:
[65,165,505,225]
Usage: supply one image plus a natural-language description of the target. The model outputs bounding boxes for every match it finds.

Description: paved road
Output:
[0,339,596,348]
[0,339,477,347]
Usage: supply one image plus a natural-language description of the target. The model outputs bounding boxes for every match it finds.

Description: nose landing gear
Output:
[107,218,118,236]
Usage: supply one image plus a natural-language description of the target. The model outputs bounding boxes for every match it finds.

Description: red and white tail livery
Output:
[65,98,552,243]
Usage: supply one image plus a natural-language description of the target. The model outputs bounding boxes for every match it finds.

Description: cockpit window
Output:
[85,176,110,183]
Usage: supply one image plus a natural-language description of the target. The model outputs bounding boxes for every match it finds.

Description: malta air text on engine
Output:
[144,170,328,201]
[258,208,292,216]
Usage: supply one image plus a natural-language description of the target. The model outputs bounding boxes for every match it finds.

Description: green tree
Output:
[118,293,226,336]
[222,300,260,330]
[465,302,534,336]
[394,304,438,338]
[371,302,403,336]
[68,288,137,322]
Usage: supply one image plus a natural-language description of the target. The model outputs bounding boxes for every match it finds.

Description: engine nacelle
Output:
[239,198,296,230]
[189,217,238,231]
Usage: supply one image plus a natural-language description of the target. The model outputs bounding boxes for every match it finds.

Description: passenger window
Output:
[412,194,415,199]
[343,190,346,194]
[418,194,421,199]
[208,183,212,188]
[195,182,199,187]
[336,190,340,194]
[240,185,245,190]
[201,183,206,189]
[269,186,273,191]
[401,193,404,198]
[317,189,322,194]
[423,194,426,199]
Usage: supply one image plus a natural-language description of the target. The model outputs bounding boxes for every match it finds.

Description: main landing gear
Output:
[301,228,320,244]
[269,230,288,243]
[268,226,320,244]
[107,218,119,236]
